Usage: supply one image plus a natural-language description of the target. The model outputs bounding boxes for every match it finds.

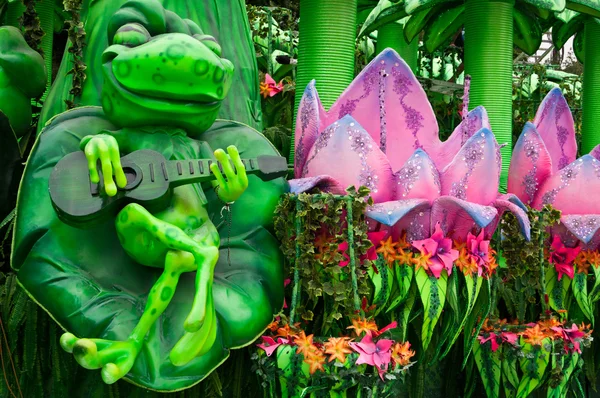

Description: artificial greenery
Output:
[62,0,85,109]
[20,0,44,56]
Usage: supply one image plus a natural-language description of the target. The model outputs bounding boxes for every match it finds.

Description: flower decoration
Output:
[377,236,399,265]
[339,230,387,267]
[548,235,582,280]
[349,332,394,380]
[412,222,459,278]
[508,88,600,253]
[257,336,289,357]
[260,73,284,98]
[551,323,587,354]
[323,337,353,363]
[290,49,530,258]
[391,342,415,367]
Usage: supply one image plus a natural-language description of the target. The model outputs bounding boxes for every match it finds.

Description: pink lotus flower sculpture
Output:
[291,49,530,244]
[508,88,600,249]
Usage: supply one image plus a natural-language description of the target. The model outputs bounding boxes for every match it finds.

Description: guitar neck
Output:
[160,156,285,187]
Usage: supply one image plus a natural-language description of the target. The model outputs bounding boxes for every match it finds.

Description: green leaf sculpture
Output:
[11,0,287,392]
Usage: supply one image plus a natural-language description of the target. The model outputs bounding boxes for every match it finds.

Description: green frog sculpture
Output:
[11,1,286,391]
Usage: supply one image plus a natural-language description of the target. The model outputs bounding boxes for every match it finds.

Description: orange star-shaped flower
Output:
[347,317,379,336]
[391,341,415,367]
[454,239,467,252]
[323,337,353,363]
[522,324,547,346]
[277,323,299,340]
[395,249,413,266]
[575,251,590,274]
[267,320,279,332]
[538,317,563,335]
[377,236,399,265]
[586,251,600,268]
[303,350,326,374]
[412,252,432,272]
[456,248,478,276]
[259,82,271,98]
[293,331,316,357]
[396,233,411,251]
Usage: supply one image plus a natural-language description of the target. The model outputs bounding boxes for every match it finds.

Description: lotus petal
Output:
[301,115,396,203]
[485,194,532,240]
[394,149,441,201]
[590,143,600,160]
[561,214,600,244]
[431,196,498,241]
[532,155,600,214]
[366,199,430,227]
[440,128,499,205]
[533,88,577,171]
[327,49,440,172]
[507,123,553,205]
[295,81,325,177]
[432,106,491,171]
[288,175,346,195]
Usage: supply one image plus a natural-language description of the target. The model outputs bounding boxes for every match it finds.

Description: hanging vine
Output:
[63,0,86,109]
[19,0,44,55]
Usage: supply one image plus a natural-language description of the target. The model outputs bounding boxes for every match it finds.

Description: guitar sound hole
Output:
[124,167,138,185]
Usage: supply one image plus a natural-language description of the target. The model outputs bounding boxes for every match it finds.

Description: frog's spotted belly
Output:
[115,184,215,268]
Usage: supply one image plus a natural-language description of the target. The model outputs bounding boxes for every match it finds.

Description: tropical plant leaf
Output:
[590,265,600,302]
[473,339,502,398]
[463,278,491,367]
[415,267,448,350]
[552,13,586,49]
[517,339,551,398]
[521,0,566,11]
[11,108,287,391]
[423,4,464,53]
[572,272,594,325]
[547,353,580,398]
[513,8,543,55]
[405,0,452,15]
[566,0,600,18]
[368,256,394,314]
[545,266,571,312]
[387,262,414,312]
[397,282,418,341]
[358,0,407,38]
[502,348,519,398]
[573,28,585,63]
[403,4,444,43]
[277,345,309,398]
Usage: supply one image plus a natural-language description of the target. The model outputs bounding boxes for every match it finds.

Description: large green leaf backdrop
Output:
[39,0,263,132]
[11,107,287,391]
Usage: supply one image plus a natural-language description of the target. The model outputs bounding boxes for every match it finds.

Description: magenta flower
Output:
[548,235,581,280]
[290,49,530,246]
[508,88,600,250]
[260,74,284,98]
[349,332,394,380]
[467,230,492,277]
[412,223,459,278]
[477,331,519,352]
[338,230,388,267]
[551,324,586,353]
[257,336,289,357]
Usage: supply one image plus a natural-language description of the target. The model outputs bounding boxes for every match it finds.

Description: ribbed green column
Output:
[376,21,418,73]
[292,0,358,164]
[464,0,514,192]
[581,20,600,155]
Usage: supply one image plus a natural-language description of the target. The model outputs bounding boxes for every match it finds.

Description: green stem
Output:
[464,0,514,192]
[376,21,418,73]
[292,0,357,164]
[346,197,361,313]
[581,20,600,154]
[290,198,303,324]
[36,0,54,102]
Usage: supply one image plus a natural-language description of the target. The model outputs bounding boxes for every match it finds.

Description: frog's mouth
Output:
[102,35,234,108]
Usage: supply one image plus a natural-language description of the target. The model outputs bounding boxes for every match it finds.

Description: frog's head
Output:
[100,0,234,137]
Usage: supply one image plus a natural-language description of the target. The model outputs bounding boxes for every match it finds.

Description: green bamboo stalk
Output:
[376,21,418,73]
[464,0,514,192]
[581,20,600,154]
[292,0,358,164]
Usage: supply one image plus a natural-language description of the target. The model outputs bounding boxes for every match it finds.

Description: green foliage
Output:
[274,187,374,331]
[62,0,85,109]
[20,0,44,55]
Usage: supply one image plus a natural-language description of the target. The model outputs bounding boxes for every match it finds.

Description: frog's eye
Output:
[193,34,222,57]
[113,23,151,47]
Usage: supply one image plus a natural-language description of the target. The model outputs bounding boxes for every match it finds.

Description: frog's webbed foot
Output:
[170,291,218,366]
[60,333,140,384]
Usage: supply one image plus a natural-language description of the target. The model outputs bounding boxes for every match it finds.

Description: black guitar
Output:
[49,149,288,228]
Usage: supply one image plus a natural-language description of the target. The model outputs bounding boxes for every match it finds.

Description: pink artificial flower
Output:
[548,235,581,280]
[478,331,519,352]
[257,336,289,357]
[412,223,459,278]
[349,332,394,380]
[260,74,284,98]
[283,278,291,309]
[374,321,398,337]
[466,230,491,277]
[552,324,586,353]
[339,230,388,267]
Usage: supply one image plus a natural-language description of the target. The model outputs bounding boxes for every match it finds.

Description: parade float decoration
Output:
[10,1,288,391]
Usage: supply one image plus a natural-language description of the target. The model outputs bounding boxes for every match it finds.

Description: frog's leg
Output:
[60,203,219,383]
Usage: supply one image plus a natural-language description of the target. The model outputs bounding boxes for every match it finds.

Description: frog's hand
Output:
[14,119,288,391]
[80,133,128,196]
